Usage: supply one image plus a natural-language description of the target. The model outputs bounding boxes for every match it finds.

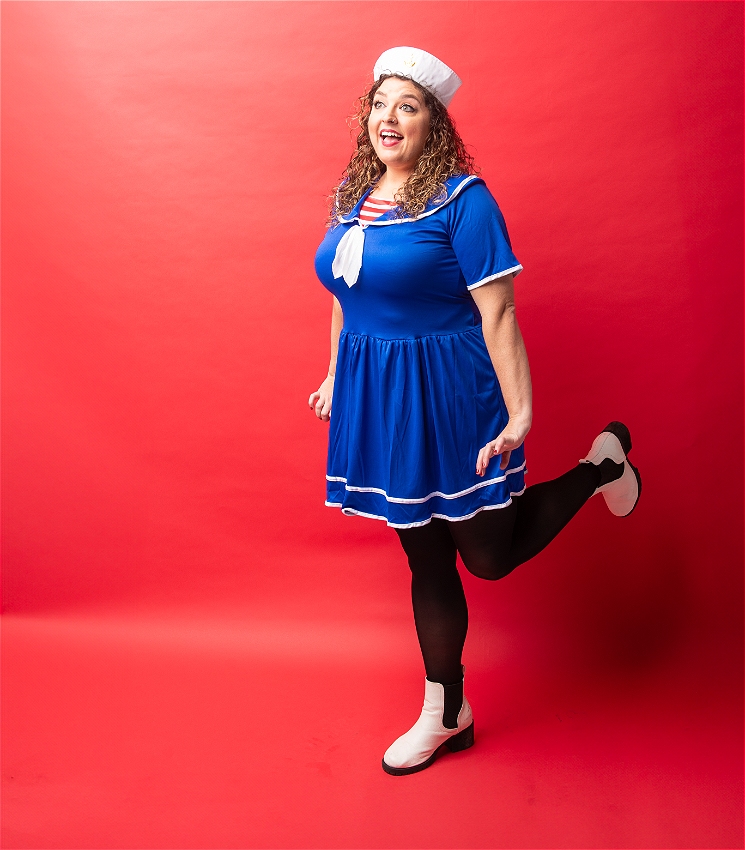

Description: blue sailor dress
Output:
[314,173,526,529]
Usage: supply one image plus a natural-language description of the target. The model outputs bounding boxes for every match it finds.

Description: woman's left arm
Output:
[470,273,533,476]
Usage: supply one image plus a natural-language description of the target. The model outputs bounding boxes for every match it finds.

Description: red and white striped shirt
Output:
[358,195,398,222]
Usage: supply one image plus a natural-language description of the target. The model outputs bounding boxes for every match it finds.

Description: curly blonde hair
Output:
[328,75,478,225]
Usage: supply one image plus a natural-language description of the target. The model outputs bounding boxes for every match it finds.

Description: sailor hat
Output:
[373,47,462,108]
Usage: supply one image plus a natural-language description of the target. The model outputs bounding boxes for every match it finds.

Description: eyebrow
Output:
[375,91,422,105]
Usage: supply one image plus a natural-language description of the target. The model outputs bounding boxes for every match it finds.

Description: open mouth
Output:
[380,130,404,147]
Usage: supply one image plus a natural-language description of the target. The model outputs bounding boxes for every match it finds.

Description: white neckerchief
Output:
[331,222,367,287]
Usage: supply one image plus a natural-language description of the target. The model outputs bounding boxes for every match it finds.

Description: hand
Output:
[308,374,335,422]
[476,416,531,476]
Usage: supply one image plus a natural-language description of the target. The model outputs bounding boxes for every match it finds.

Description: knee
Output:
[461,553,515,582]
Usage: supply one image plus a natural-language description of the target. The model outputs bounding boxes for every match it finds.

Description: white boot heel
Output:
[580,421,642,517]
[382,675,474,776]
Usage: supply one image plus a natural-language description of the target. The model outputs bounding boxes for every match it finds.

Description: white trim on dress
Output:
[326,461,526,504]
[337,175,480,227]
[467,265,524,289]
[325,483,527,529]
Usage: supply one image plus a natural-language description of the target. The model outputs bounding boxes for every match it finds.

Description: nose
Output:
[382,103,398,123]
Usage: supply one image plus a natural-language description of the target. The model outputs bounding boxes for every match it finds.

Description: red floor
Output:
[3,605,742,849]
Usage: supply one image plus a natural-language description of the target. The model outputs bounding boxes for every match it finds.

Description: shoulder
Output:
[446,175,498,208]
[443,175,504,227]
[413,174,490,222]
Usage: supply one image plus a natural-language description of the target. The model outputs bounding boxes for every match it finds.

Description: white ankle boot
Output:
[580,421,641,517]
[382,676,474,776]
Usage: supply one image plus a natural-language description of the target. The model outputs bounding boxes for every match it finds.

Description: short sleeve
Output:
[447,180,523,290]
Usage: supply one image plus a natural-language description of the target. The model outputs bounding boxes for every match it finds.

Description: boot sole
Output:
[381,722,474,776]
[617,458,642,516]
[603,421,632,454]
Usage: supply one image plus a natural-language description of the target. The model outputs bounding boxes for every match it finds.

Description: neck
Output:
[376,165,414,197]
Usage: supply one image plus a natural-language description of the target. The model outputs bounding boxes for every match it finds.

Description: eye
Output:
[400,103,415,113]
[373,100,385,109]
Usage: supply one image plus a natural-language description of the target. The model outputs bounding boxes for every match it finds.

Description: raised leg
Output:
[450,459,623,580]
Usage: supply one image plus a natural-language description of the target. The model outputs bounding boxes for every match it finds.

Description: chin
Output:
[380,153,409,169]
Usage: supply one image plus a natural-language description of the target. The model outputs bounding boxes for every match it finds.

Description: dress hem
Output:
[324,484,527,529]
[326,461,526,504]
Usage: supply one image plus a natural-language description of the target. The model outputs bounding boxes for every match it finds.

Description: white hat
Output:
[373,46,462,108]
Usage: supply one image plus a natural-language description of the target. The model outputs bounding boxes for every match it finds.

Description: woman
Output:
[309,47,641,776]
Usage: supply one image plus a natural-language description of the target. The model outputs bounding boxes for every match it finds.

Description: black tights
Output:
[395,459,622,685]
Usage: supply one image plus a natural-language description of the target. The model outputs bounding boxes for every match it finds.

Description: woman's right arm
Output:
[308,296,343,421]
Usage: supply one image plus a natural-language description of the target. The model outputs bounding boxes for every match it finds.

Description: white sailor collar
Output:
[337,173,481,226]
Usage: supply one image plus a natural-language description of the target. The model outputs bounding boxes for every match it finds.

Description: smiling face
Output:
[367,76,432,178]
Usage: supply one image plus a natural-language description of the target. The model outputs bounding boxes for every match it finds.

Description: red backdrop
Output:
[2,2,743,848]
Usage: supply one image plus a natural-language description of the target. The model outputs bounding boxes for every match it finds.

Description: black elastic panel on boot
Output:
[597,456,624,488]
[441,680,464,729]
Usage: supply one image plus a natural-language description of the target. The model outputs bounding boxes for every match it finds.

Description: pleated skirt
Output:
[325,326,527,528]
